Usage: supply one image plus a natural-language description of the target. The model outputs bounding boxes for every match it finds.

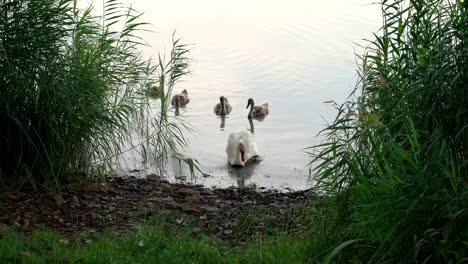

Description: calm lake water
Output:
[108,0,381,190]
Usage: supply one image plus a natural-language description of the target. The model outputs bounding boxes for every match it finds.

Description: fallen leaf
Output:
[20,250,32,256]
[55,194,65,207]
[58,239,69,245]
[5,192,18,200]
[70,195,79,208]
[0,223,10,233]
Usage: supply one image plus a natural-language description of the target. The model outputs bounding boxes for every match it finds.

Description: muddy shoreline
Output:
[0,176,315,243]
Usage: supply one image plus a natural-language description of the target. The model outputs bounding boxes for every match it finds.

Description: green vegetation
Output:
[0,227,230,263]
[0,0,192,188]
[308,0,467,262]
[0,0,152,186]
[0,208,320,264]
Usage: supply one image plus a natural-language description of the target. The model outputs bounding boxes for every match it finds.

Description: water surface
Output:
[114,0,381,189]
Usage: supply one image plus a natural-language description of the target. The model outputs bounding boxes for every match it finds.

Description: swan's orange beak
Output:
[241,150,245,162]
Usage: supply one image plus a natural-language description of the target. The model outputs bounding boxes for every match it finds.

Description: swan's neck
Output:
[249,118,254,133]
[248,103,254,118]
[220,98,225,112]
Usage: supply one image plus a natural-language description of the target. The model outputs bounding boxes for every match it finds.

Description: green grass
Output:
[0,229,308,264]
[0,206,329,264]
[0,227,231,263]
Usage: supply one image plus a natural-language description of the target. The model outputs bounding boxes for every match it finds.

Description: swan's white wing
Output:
[245,140,259,162]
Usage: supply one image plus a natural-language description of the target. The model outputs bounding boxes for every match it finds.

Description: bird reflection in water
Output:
[220,115,226,129]
[227,161,259,188]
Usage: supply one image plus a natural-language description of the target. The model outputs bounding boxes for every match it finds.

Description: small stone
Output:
[200,188,214,196]
[147,174,158,182]
[176,188,197,195]
[180,205,200,213]
[160,183,173,191]
[175,175,188,181]
[185,196,201,203]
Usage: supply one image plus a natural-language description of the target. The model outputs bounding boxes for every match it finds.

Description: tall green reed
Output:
[308,0,467,262]
[136,32,200,179]
[0,0,194,188]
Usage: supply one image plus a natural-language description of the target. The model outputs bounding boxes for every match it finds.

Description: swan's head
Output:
[220,96,226,105]
[246,98,254,118]
[246,98,254,109]
[231,141,247,168]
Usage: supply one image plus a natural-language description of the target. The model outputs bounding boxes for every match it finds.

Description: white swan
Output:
[226,130,259,167]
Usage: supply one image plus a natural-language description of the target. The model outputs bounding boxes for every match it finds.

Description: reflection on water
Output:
[112,0,380,190]
[219,115,226,130]
[227,160,260,188]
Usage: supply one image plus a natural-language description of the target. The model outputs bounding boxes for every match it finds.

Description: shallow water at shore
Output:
[109,0,380,189]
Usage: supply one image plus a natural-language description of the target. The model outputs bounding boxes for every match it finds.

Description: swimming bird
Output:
[171,89,190,107]
[226,130,259,167]
[246,98,269,119]
[152,85,160,95]
[214,96,232,115]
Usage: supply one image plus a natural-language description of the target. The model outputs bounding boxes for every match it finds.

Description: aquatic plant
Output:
[148,31,200,178]
[308,0,467,262]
